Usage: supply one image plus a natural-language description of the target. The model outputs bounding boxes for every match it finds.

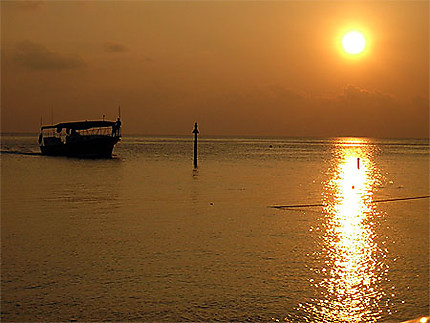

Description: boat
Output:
[38,118,121,158]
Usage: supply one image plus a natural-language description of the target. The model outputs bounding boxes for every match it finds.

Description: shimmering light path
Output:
[293,138,391,322]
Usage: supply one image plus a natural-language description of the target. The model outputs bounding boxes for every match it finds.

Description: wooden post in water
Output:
[357,157,360,170]
[192,122,199,169]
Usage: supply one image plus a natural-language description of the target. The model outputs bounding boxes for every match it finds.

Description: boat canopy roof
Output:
[41,120,117,131]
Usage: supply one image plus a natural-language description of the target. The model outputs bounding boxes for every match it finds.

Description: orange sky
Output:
[1,1,429,138]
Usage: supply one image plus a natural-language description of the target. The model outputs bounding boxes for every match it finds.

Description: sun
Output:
[342,31,366,55]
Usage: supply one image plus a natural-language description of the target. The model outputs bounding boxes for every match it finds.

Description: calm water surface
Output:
[1,135,428,322]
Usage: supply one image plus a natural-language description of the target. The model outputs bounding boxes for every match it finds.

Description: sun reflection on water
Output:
[296,138,390,322]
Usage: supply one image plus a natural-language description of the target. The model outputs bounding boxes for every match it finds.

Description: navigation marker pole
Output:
[193,122,199,169]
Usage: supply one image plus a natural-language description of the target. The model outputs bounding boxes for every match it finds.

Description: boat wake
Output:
[1,150,42,156]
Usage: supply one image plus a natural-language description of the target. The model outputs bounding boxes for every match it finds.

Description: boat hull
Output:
[40,136,120,158]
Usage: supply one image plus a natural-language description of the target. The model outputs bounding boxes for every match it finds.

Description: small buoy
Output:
[269,145,273,148]
[209,202,214,206]
[352,185,355,189]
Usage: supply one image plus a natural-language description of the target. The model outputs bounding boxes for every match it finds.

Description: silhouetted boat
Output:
[39,118,121,158]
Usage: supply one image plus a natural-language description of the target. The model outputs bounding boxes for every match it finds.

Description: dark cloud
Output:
[104,42,127,53]
[13,41,85,70]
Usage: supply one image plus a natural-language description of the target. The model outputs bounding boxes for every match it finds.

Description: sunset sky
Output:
[1,1,428,138]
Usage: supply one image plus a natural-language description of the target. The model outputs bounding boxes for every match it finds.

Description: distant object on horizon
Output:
[38,118,121,158]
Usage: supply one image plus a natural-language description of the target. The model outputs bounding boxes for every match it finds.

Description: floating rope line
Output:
[270,195,430,209]
[373,195,430,204]
[271,203,324,209]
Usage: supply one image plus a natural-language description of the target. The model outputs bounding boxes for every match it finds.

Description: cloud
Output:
[337,84,395,107]
[5,1,44,11]
[316,85,428,138]
[142,56,154,62]
[104,42,128,53]
[13,41,85,70]
[187,84,427,138]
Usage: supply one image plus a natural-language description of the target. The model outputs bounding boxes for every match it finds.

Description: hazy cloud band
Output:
[13,41,85,71]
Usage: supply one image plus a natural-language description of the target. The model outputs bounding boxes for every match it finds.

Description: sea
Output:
[1,134,429,322]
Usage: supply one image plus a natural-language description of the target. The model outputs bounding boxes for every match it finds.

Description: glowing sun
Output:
[342,31,366,55]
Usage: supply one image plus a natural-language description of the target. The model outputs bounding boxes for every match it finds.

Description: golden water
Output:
[1,135,428,322]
